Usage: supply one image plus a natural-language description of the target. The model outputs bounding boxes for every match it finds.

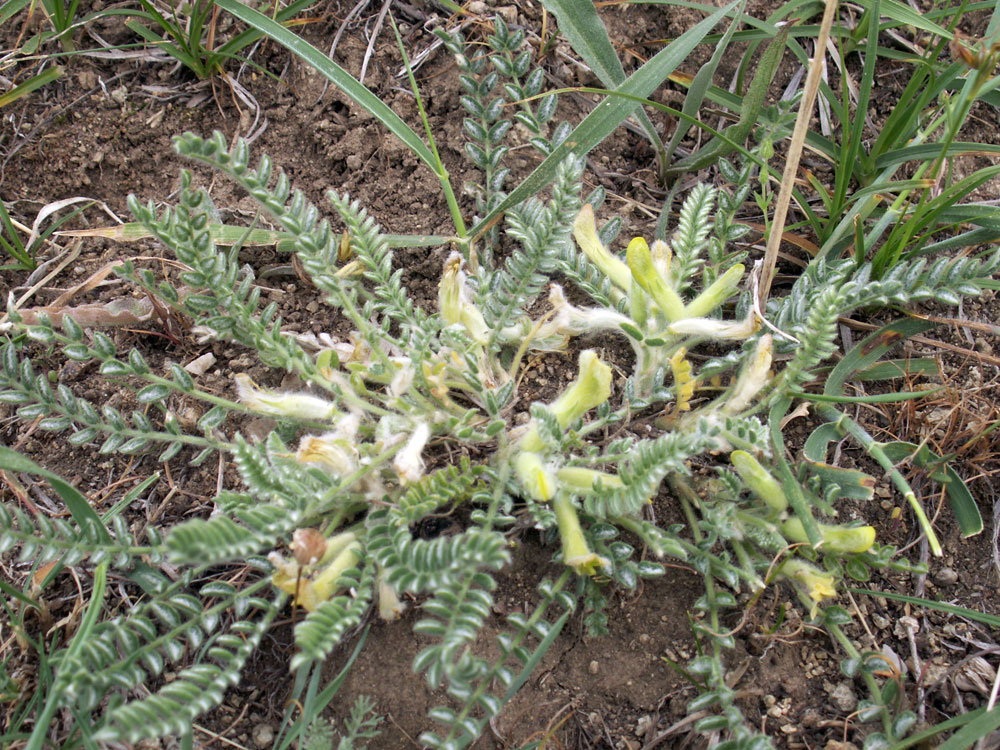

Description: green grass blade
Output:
[0,445,111,543]
[470,0,739,239]
[0,199,33,268]
[540,0,667,172]
[881,441,983,537]
[274,627,370,750]
[855,0,951,38]
[215,0,437,172]
[661,0,748,166]
[824,319,936,397]
[885,707,999,750]
[0,65,62,110]
[847,588,1000,627]
[832,0,879,212]
[214,0,316,59]
[794,389,942,404]
[929,707,1000,750]
[26,560,108,750]
[0,0,33,25]
[0,578,40,611]
[874,141,1000,171]
[664,23,788,179]
[126,19,203,76]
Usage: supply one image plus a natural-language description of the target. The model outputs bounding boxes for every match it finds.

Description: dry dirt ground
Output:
[2,1,1000,749]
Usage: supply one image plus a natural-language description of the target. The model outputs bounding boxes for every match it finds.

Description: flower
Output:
[780,558,837,618]
[296,414,361,476]
[515,451,557,501]
[553,494,609,576]
[393,422,430,485]
[573,204,633,291]
[439,252,490,344]
[270,531,360,612]
[782,518,876,554]
[723,334,773,414]
[627,236,686,321]
[378,573,405,621]
[519,350,612,452]
[388,357,415,399]
[683,263,744,318]
[525,285,633,351]
[667,313,758,341]
[730,449,787,512]
[234,373,338,421]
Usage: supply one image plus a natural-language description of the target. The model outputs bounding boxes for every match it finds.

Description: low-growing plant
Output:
[2,6,999,750]
[124,0,317,79]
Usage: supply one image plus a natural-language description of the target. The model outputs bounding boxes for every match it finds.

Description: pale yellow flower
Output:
[234,373,338,421]
[393,422,430,485]
[573,204,633,291]
[781,558,837,618]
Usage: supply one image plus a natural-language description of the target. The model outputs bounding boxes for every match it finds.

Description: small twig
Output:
[359,0,393,85]
[758,0,837,303]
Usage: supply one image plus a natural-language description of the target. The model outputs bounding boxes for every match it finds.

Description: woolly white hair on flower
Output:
[296,414,361,476]
[388,357,415,399]
[439,252,490,345]
[393,422,430,485]
[668,314,758,341]
[528,285,633,350]
[723,334,773,414]
[233,373,338,421]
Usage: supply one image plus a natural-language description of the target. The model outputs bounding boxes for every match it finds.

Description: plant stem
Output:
[815,403,942,556]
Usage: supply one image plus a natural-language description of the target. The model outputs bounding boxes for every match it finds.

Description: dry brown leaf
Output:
[15,297,155,328]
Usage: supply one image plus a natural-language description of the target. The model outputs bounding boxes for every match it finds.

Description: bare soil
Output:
[2,2,1000,749]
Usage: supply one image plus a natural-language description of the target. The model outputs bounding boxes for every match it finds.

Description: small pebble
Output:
[934,567,959,585]
[635,715,653,736]
[252,723,274,749]
[588,660,599,675]
[829,682,858,713]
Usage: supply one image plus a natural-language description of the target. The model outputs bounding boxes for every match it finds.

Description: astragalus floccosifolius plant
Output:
[3,123,999,748]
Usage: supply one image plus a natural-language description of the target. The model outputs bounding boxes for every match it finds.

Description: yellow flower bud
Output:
[626,237,685,321]
[520,350,612,452]
[515,451,557,501]
[730,449,787,512]
[782,518,876,554]
[573,204,633,291]
[270,531,360,612]
[684,264,744,319]
[305,540,361,611]
[556,466,625,492]
[553,494,609,576]
[780,558,837,618]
